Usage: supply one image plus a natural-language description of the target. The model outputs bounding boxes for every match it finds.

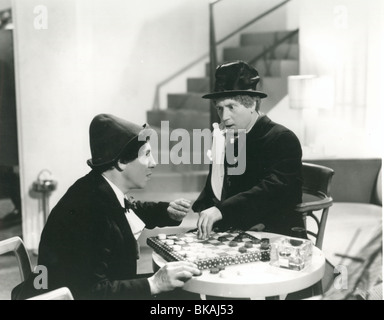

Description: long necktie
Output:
[211,123,225,201]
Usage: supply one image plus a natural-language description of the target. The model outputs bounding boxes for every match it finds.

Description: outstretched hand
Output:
[167,198,191,221]
[197,206,223,239]
[148,261,201,294]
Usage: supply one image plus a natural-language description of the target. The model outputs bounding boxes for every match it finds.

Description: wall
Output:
[13,0,80,249]
[0,0,10,11]
[12,0,295,249]
[308,158,381,204]
[270,0,384,159]
[12,0,211,249]
[214,0,289,52]
[298,0,383,158]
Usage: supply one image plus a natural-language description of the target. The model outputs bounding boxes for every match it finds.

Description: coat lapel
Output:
[92,172,138,257]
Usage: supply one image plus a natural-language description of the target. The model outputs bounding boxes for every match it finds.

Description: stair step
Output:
[240,30,299,46]
[258,92,286,114]
[154,162,209,173]
[223,44,299,61]
[147,109,210,131]
[137,171,208,193]
[205,59,299,78]
[254,59,299,78]
[188,76,289,95]
[186,76,287,113]
[187,78,210,93]
[183,80,286,115]
[129,191,201,203]
[146,123,214,156]
[259,77,288,113]
[151,150,210,173]
[150,99,283,130]
[167,93,209,112]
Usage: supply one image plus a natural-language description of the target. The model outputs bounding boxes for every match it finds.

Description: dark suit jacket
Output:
[14,170,180,300]
[192,115,303,235]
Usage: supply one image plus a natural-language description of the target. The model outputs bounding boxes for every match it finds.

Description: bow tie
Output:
[124,197,137,211]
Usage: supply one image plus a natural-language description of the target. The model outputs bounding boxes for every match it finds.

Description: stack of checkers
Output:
[147,230,271,270]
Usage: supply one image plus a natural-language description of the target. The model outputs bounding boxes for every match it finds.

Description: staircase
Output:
[148,30,299,129]
[136,30,299,203]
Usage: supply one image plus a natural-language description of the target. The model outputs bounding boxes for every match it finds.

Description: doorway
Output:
[0,7,21,240]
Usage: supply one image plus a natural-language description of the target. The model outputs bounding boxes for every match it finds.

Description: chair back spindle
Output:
[295,163,335,249]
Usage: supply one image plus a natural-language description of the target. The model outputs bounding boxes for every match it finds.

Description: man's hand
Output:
[148,261,201,295]
[167,198,191,221]
[197,206,223,239]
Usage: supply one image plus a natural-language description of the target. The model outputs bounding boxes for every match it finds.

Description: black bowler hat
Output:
[87,114,151,167]
[202,60,267,99]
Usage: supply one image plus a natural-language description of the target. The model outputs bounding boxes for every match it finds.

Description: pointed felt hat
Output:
[87,113,151,167]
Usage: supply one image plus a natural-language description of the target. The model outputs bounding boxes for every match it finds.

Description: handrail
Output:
[248,29,299,66]
[215,0,291,46]
[152,0,292,111]
[209,0,224,5]
[152,53,208,111]
[208,0,292,125]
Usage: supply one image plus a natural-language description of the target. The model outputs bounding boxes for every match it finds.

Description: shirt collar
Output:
[101,174,125,208]
[101,174,146,240]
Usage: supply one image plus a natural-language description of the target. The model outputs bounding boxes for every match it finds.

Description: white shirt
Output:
[210,116,259,201]
[102,175,146,240]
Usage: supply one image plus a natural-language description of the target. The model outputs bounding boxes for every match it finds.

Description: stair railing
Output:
[152,0,293,115]
[248,29,299,76]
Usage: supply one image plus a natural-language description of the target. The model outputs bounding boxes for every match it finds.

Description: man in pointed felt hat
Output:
[13,114,201,300]
[192,60,304,239]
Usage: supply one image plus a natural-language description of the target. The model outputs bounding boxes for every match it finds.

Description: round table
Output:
[152,231,326,300]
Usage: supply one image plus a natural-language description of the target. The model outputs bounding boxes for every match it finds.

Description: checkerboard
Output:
[147,230,271,270]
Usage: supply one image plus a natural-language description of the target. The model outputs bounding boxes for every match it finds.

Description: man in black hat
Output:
[193,60,304,239]
[13,114,201,300]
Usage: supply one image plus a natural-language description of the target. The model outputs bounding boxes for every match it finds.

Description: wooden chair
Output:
[292,162,335,298]
[0,236,32,282]
[0,236,74,300]
[295,162,335,250]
